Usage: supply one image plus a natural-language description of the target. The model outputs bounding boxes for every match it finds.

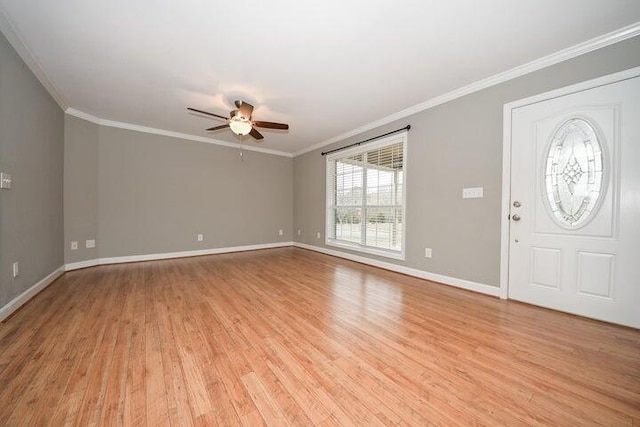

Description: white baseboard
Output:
[2,242,497,321]
[65,241,294,271]
[0,266,65,322]
[64,259,100,271]
[293,242,501,298]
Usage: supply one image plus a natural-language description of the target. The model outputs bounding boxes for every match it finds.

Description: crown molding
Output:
[293,22,640,157]
[3,1,637,159]
[0,6,68,109]
[66,108,101,124]
[1,5,290,158]
[65,108,293,158]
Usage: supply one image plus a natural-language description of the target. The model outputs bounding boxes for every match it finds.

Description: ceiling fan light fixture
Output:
[188,101,287,141]
[229,117,252,136]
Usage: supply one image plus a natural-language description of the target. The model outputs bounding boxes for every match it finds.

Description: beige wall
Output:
[64,121,293,262]
[293,36,640,287]
[0,31,64,309]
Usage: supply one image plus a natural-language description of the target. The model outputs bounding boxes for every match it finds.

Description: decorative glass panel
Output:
[544,118,604,228]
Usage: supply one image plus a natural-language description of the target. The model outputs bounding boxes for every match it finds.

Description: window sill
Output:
[326,239,405,261]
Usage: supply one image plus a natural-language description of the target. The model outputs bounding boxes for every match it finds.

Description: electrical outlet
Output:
[425,248,432,258]
[86,239,96,248]
[297,229,301,236]
[12,261,19,278]
[278,229,283,236]
[316,232,321,239]
[71,241,78,250]
[197,234,203,241]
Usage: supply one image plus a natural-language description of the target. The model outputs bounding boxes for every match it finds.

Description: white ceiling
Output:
[1,1,639,155]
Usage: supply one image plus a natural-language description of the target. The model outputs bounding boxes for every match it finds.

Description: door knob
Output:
[512,214,521,221]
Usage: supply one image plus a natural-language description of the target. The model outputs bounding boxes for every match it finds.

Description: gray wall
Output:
[5,25,637,314]
[0,31,64,309]
[64,120,293,261]
[64,115,99,263]
[293,36,640,287]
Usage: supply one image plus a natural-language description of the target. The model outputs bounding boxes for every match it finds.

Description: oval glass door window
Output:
[544,118,604,228]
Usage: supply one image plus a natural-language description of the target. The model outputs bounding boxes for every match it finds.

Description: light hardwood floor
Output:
[1,247,639,426]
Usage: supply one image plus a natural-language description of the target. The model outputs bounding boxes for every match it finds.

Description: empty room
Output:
[1,1,639,425]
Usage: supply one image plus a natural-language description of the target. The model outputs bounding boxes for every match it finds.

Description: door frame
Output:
[499,66,640,299]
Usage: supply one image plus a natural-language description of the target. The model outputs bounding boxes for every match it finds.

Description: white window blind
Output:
[326,133,407,259]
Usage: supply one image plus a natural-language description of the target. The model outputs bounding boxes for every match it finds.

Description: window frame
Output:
[325,132,408,260]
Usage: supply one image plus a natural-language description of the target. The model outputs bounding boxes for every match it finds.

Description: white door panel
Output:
[508,76,640,328]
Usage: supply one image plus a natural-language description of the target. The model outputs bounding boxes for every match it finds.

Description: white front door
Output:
[508,74,640,328]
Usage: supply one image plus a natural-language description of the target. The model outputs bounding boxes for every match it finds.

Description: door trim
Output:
[500,66,640,299]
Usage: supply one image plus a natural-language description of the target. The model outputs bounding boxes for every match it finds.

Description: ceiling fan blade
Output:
[249,128,264,140]
[236,101,254,119]
[253,121,289,130]
[187,107,229,121]
[206,124,230,132]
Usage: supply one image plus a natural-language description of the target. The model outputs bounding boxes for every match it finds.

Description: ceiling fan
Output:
[187,101,289,141]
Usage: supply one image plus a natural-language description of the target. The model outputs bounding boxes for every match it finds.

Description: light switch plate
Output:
[197,234,203,241]
[1,172,12,189]
[86,239,96,248]
[462,187,484,199]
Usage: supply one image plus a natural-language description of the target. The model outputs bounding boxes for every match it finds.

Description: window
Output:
[544,118,604,229]
[326,132,407,259]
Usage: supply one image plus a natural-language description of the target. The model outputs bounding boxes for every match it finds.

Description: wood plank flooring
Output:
[1,247,639,426]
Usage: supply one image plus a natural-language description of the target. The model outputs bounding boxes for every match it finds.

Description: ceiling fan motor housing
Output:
[187,101,288,141]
